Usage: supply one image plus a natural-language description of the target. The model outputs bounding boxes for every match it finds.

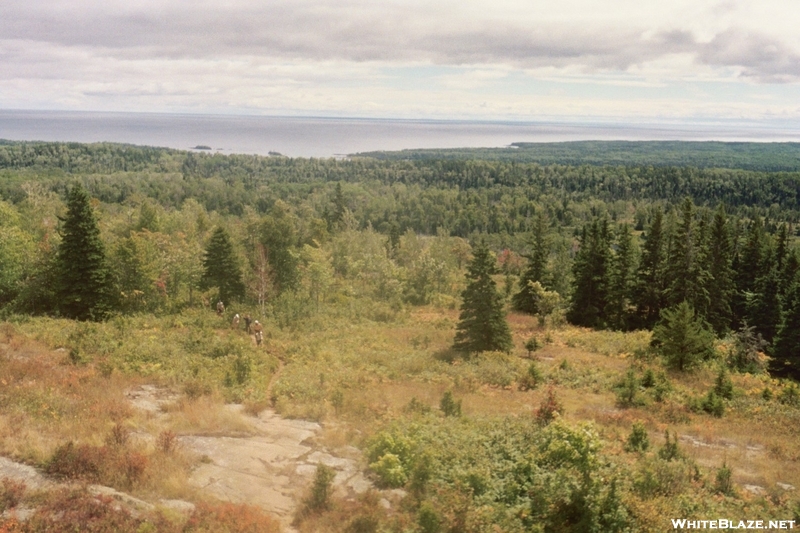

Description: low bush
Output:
[625,422,650,453]
[0,479,25,513]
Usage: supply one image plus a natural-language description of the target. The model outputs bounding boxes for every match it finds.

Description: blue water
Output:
[1,109,799,158]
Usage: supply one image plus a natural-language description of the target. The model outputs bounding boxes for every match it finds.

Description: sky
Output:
[2,0,800,122]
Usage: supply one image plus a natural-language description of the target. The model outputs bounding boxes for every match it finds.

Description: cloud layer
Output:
[2,0,800,119]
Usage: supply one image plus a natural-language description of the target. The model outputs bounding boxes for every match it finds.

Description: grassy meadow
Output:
[1,293,798,532]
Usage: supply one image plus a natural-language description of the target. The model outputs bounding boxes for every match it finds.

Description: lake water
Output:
[1,109,799,158]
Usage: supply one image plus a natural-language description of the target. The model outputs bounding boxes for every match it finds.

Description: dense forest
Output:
[1,139,800,532]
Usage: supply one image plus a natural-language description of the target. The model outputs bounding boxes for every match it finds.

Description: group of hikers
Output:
[216,300,264,346]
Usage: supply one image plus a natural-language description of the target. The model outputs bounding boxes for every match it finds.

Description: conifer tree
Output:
[453,241,512,354]
[606,223,636,330]
[706,204,734,335]
[56,184,113,321]
[200,226,245,304]
[567,218,611,328]
[733,216,766,327]
[750,266,782,344]
[651,301,715,372]
[513,213,549,314]
[773,279,800,379]
[665,198,709,316]
[633,209,666,329]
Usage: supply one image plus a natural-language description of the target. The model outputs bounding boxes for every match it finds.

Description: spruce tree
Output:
[567,218,611,328]
[706,204,734,335]
[606,223,636,330]
[56,184,114,321]
[665,198,709,317]
[453,241,512,354]
[200,226,245,305]
[513,213,549,314]
[733,217,766,327]
[750,266,782,344]
[773,279,800,379]
[651,301,715,372]
[633,209,666,329]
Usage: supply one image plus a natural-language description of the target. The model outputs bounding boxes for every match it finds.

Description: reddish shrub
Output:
[45,442,107,481]
[45,442,149,488]
[184,502,281,533]
[23,489,158,533]
[536,387,563,425]
[0,478,26,512]
[157,430,179,454]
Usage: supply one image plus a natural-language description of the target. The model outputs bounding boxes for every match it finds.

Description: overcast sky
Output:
[2,0,799,122]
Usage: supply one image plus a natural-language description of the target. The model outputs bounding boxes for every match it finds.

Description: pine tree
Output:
[733,216,766,327]
[453,241,512,354]
[606,223,636,330]
[706,204,734,335]
[513,213,549,314]
[665,198,709,317]
[750,266,782,344]
[200,226,245,305]
[56,184,113,321]
[567,218,611,328]
[633,209,666,329]
[772,278,800,379]
[651,301,715,372]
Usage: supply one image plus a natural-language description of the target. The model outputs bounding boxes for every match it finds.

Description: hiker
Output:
[253,320,263,346]
[216,300,225,316]
[231,313,240,329]
[243,315,252,334]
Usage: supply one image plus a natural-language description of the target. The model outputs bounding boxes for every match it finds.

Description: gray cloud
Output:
[1,1,799,82]
[699,30,800,82]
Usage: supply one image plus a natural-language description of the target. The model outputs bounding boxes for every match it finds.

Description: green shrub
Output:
[440,391,462,417]
[524,337,540,356]
[633,457,690,498]
[715,462,734,495]
[714,368,734,400]
[699,390,725,417]
[658,431,682,462]
[615,368,640,407]
[625,422,650,453]
[779,382,800,406]
[418,502,442,533]
[640,368,656,388]
[367,431,414,487]
[518,362,542,391]
[370,453,408,488]
[404,397,432,415]
[302,464,336,513]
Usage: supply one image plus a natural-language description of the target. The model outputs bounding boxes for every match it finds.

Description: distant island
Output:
[193,145,212,150]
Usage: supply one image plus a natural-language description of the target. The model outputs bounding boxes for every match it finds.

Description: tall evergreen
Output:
[513,213,549,314]
[772,278,800,379]
[453,241,512,354]
[706,204,734,335]
[200,226,246,305]
[665,198,709,317]
[750,266,782,344]
[633,209,666,329]
[56,184,114,321]
[733,216,766,327]
[567,218,611,328]
[606,223,636,330]
[651,301,715,372]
